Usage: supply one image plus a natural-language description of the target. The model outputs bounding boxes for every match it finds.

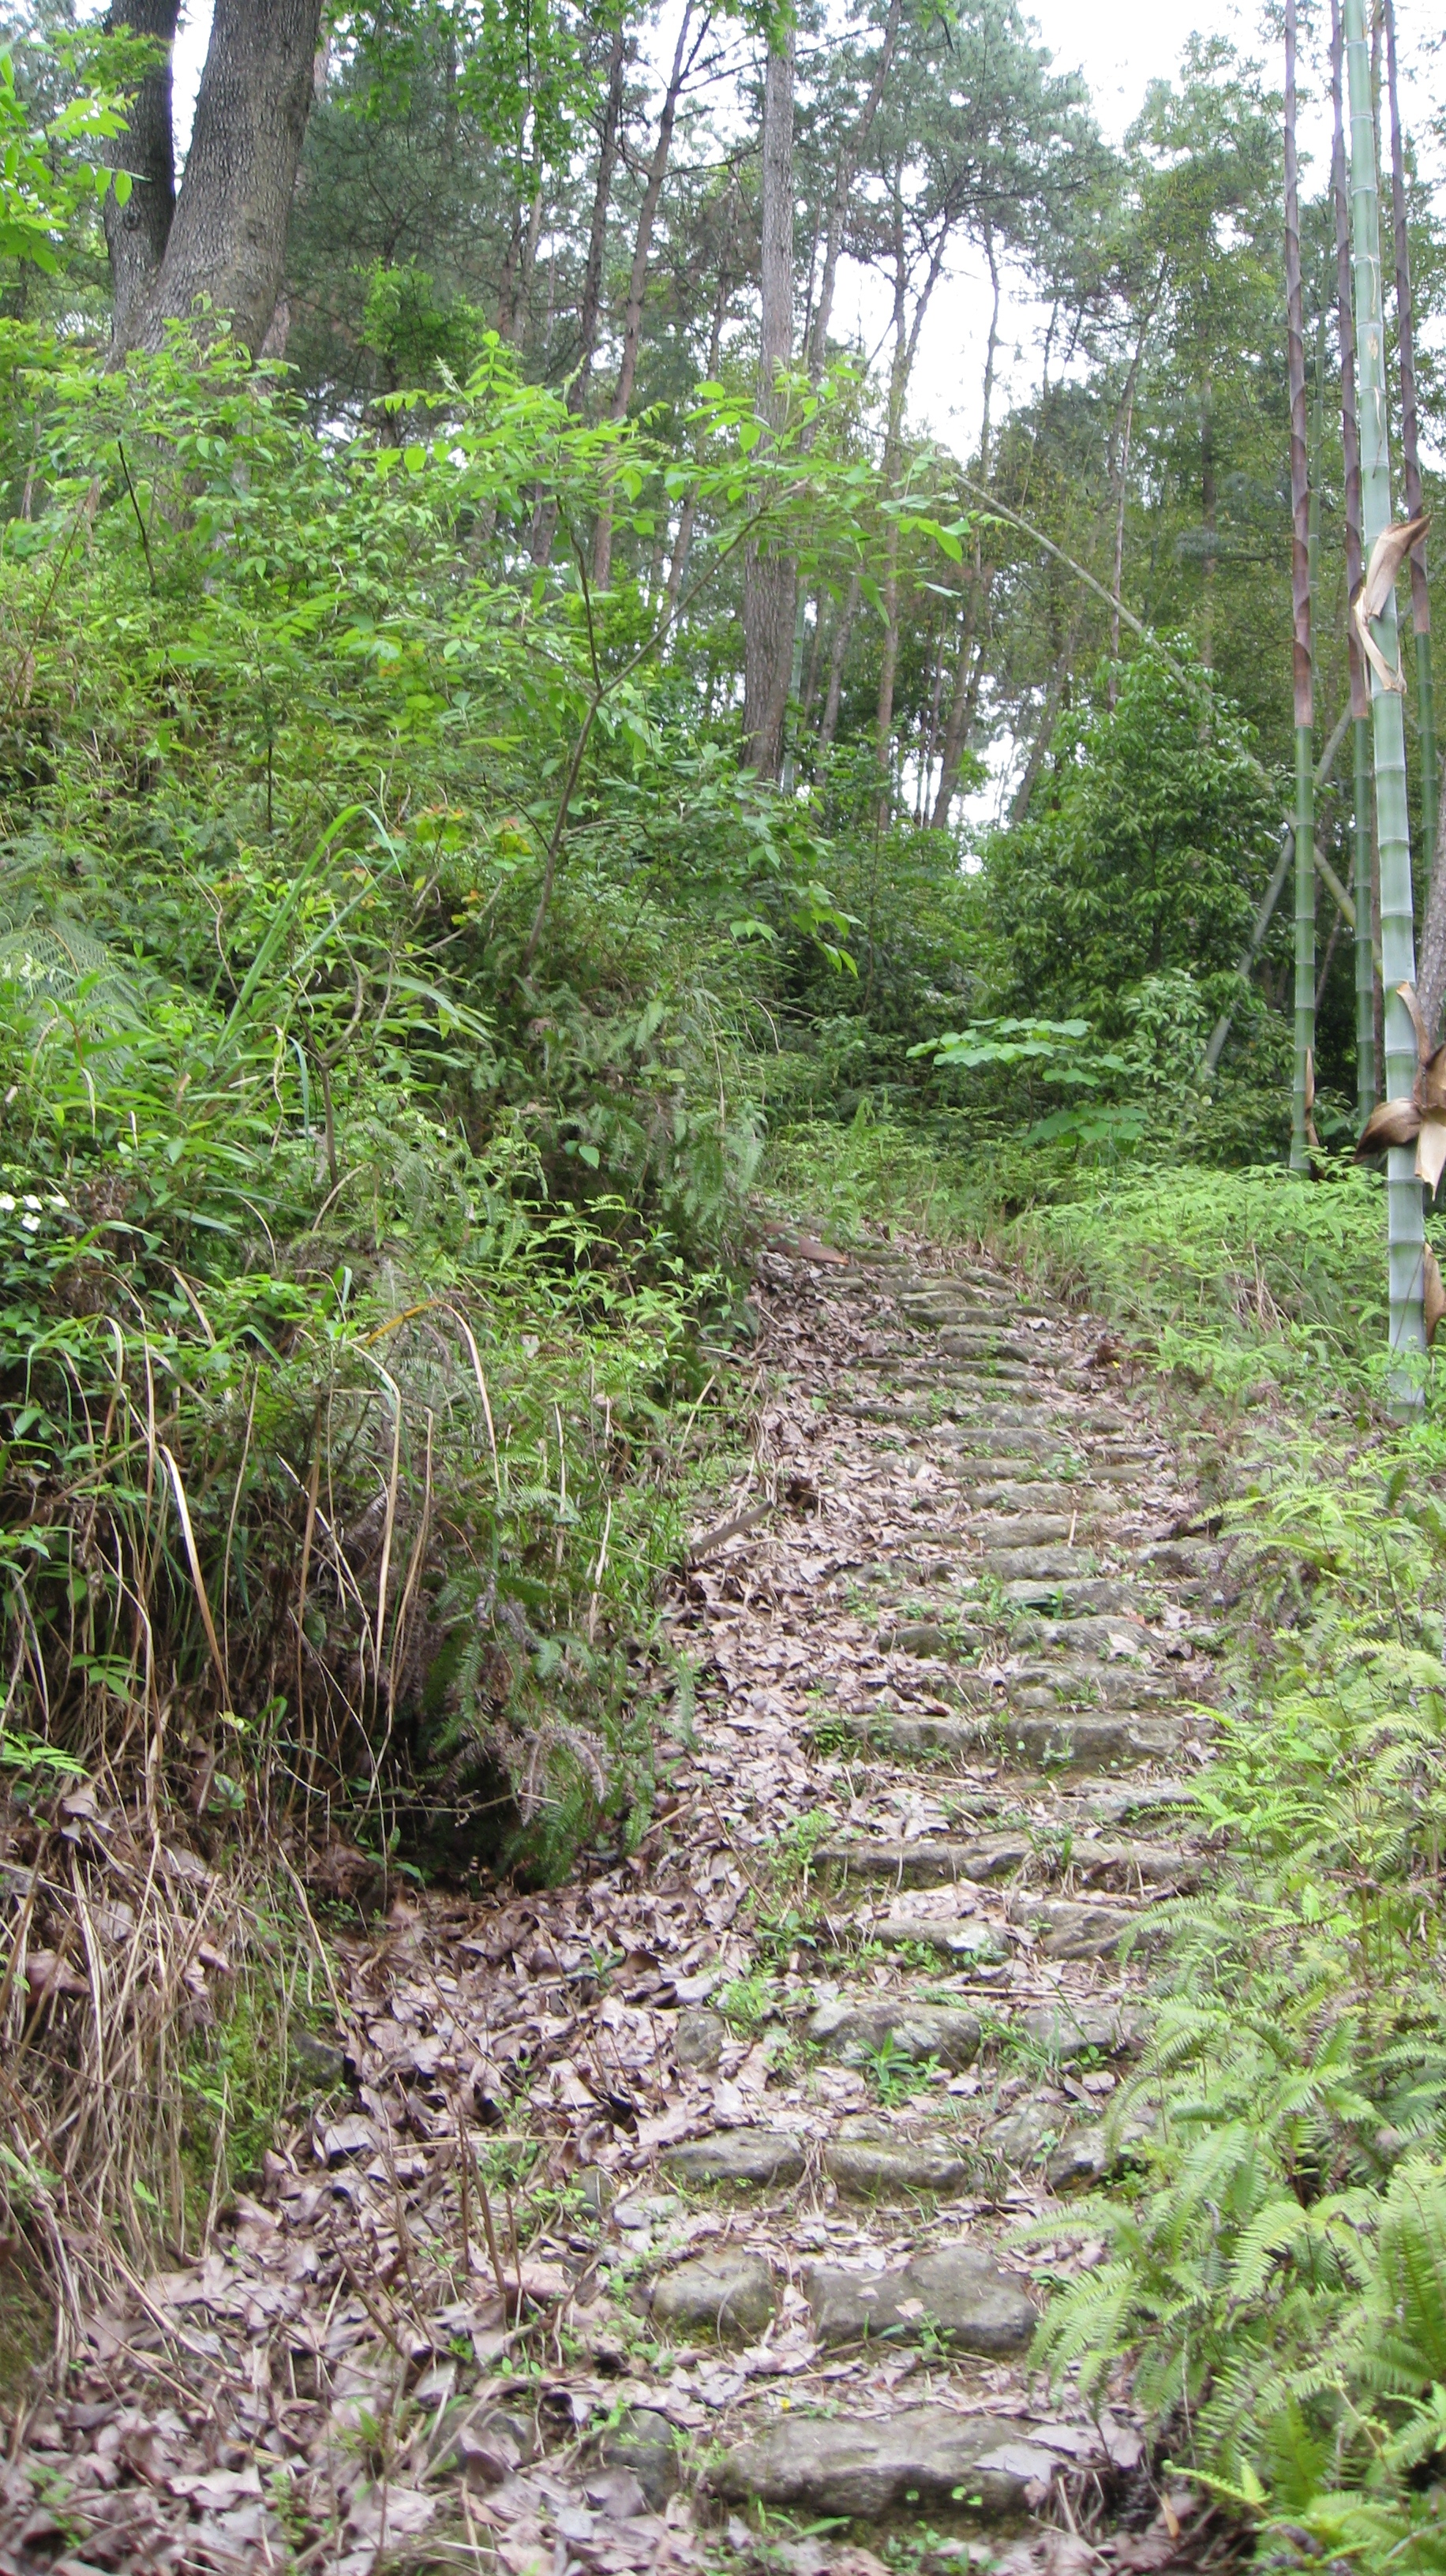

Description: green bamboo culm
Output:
[1345,0,1426,1391]
[1332,0,1377,1121]
[1385,0,1437,879]
[1284,0,1315,1174]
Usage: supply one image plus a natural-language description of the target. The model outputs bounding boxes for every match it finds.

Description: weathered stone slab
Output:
[809,1998,980,2069]
[661,2130,804,2189]
[648,2252,774,2343]
[817,1837,1022,1885]
[710,2409,1051,2519]
[993,1710,1191,1772]
[1007,1893,1165,1959]
[674,2009,725,2070]
[823,2115,969,2197]
[987,1548,1096,1582]
[599,2409,680,2508]
[1002,1577,1137,1612]
[874,1914,1008,1964]
[805,2246,1035,2354]
[1019,2001,1142,2060]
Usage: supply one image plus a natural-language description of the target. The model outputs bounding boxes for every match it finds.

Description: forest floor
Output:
[0,1234,1245,2576]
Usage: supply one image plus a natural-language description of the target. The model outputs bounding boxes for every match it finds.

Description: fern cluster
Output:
[1027,1434,1446,2563]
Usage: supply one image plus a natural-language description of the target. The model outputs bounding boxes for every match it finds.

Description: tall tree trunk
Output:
[931,247,1000,826]
[871,224,946,816]
[1107,311,1151,704]
[119,0,324,358]
[1332,0,1376,1122]
[103,1,179,352]
[741,24,795,780]
[807,0,901,388]
[1200,369,1216,665]
[570,26,627,414]
[1384,0,1437,874]
[1285,0,1317,1175]
[592,8,702,585]
[1345,0,1425,1391]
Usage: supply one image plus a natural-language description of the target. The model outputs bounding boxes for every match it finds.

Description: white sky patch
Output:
[171,2,210,160]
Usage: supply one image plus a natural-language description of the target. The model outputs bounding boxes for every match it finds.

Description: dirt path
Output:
[1,1237,1233,2576]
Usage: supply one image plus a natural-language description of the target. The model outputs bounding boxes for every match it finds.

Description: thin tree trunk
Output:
[931,248,1001,827]
[1200,369,1216,665]
[819,571,860,751]
[103,1,180,351]
[742,24,795,779]
[122,0,324,357]
[511,182,544,347]
[1107,312,1152,704]
[801,590,826,721]
[593,6,703,586]
[1286,0,1317,1175]
[1332,0,1376,1123]
[662,234,732,627]
[1009,612,1084,827]
[1345,0,1425,1390]
[570,26,626,414]
[1384,0,1437,874]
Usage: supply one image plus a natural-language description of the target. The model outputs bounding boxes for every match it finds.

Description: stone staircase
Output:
[624,1232,1223,2541]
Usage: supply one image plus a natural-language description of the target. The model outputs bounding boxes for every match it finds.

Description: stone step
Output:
[938,1331,1055,1364]
[973,1512,1076,1546]
[648,2251,774,2344]
[876,1619,984,1656]
[1020,1999,1143,2059]
[710,2409,1060,2521]
[858,1831,1200,1896]
[808,1996,981,2068]
[933,1426,1060,1457]
[1002,1575,1141,1614]
[1007,1890,1167,1957]
[998,1659,1189,1708]
[839,1704,1194,1773]
[877,1656,1186,1708]
[1140,1537,1222,1577]
[1006,1611,1154,1655]
[661,2131,804,2189]
[805,2245,1036,2355]
[986,1545,1096,1581]
[965,1481,1103,1514]
[824,2114,970,2196]
[994,1709,1199,1772]
[872,1912,1009,1962]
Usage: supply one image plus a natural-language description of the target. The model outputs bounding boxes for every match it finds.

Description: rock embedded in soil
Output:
[661,2129,804,2189]
[994,1710,1192,1773]
[1020,2001,1141,2060]
[710,2408,1052,2520]
[809,1996,980,2069]
[674,2007,726,2069]
[647,2250,774,2343]
[874,1914,1007,1964]
[806,2245,1036,2355]
[824,2114,969,2196]
[1007,1893,1162,1959]
[815,1835,1025,1885]
[598,2407,680,2509]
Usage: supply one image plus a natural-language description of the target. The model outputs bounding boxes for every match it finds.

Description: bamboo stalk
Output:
[1344,0,1425,1391]
[1332,0,1377,1124]
[1384,0,1437,874]
[1285,0,1315,1176]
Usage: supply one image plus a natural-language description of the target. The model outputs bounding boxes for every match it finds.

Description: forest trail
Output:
[2,1243,1238,2576]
